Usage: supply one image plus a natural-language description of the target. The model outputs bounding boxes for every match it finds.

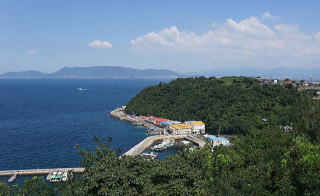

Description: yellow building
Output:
[169,124,192,135]
[185,121,206,134]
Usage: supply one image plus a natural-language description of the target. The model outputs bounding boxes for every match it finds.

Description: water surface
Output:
[0,78,172,171]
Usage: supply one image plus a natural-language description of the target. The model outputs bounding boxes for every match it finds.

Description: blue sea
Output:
[0,78,178,175]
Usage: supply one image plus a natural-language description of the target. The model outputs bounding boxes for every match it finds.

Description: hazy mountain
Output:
[0,66,181,78]
[0,70,46,78]
[51,66,180,78]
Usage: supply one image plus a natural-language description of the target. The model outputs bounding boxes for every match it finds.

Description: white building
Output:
[185,121,205,134]
[205,135,230,147]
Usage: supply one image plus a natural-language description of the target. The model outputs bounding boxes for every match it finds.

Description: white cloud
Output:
[315,32,320,40]
[261,12,276,20]
[275,24,299,32]
[27,50,37,54]
[130,14,320,69]
[89,40,112,48]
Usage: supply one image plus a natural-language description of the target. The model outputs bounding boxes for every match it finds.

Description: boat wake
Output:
[77,88,92,91]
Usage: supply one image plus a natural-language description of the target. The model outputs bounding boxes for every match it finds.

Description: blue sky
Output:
[1,0,320,73]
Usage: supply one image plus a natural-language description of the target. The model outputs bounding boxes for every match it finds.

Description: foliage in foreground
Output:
[1,129,320,195]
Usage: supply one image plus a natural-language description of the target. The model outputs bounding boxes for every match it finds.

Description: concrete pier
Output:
[186,135,206,148]
[7,173,17,183]
[124,135,206,156]
[0,168,85,182]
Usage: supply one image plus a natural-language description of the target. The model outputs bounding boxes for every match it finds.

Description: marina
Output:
[0,104,224,184]
[111,106,209,157]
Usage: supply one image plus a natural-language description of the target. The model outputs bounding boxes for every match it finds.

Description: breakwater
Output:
[123,135,206,156]
[110,106,167,135]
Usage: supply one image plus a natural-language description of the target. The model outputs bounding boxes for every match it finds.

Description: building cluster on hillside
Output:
[256,78,278,85]
[256,77,320,88]
[111,107,231,148]
[136,115,206,135]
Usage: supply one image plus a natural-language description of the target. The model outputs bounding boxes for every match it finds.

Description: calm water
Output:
[0,78,175,173]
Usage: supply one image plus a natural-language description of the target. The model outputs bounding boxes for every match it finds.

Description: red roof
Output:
[138,115,148,119]
[150,117,169,122]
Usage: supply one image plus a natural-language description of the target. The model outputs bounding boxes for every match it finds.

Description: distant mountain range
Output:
[0,66,181,78]
[2,66,319,81]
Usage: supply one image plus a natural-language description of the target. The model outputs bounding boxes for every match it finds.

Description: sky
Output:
[0,0,320,74]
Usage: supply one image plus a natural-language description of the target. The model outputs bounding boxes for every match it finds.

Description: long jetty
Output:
[0,168,85,182]
[124,135,206,156]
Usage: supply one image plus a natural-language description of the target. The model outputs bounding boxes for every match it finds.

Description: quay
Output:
[111,106,208,156]
[110,106,166,134]
[0,167,85,182]
[124,135,206,156]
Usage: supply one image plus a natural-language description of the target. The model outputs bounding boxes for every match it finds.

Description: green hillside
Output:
[126,77,304,135]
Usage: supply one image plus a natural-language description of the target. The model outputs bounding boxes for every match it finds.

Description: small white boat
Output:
[151,139,175,151]
[77,88,91,91]
[181,140,190,145]
[47,171,71,183]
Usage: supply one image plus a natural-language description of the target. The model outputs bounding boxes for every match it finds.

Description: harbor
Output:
[0,106,225,183]
[110,106,206,136]
[111,106,230,159]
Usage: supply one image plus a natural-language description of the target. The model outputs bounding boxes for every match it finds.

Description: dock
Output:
[0,168,85,182]
[124,135,206,156]
[110,107,166,134]
[111,106,207,156]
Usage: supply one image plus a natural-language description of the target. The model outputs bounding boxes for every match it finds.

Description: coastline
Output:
[110,106,167,135]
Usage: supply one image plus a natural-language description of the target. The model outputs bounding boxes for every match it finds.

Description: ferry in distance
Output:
[77,88,91,91]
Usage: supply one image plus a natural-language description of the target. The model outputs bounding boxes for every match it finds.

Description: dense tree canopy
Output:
[126,77,305,135]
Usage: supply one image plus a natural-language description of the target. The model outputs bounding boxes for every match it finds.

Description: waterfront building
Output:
[205,135,230,147]
[160,121,181,128]
[185,121,206,134]
[169,124,192,135]
[149,117,170,126]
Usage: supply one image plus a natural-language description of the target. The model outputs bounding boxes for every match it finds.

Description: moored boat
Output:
[151,139,175,151]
